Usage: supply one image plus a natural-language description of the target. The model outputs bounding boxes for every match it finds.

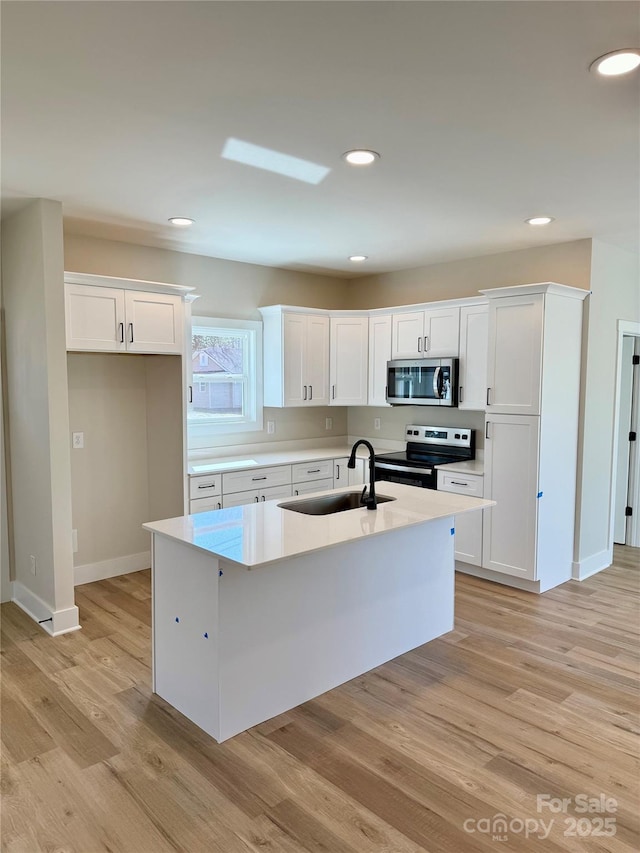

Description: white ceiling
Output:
[2,1,639,277]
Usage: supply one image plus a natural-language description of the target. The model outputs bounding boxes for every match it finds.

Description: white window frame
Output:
[188,316,263,443]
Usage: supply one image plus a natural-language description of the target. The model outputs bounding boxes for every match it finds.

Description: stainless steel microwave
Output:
[386,357,458,406]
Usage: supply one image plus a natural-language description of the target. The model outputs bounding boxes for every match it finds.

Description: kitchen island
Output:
[144,482,493,742]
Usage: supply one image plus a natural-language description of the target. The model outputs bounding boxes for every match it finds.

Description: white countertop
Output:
[188,444,383,475]
[144,482,494,569]
[435,459,484,476]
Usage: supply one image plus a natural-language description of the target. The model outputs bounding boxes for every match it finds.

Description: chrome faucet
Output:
[347,439,377,510]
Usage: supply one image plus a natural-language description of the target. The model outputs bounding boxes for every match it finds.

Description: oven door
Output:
[386,359,456,406]
[374,462,437,489]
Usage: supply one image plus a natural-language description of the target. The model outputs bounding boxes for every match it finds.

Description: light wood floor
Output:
[2,547,638,853]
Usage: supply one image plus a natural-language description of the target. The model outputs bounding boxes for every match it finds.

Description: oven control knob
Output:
[462,434,468,439]
[413,430,419,435]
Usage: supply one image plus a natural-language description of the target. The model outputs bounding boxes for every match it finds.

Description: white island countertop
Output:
[144,482,494,569]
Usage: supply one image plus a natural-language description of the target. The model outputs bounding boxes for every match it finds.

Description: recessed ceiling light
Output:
[349,255,368,262]
[168,217,195,227]
[525,216,554,226]
[342,150,380,166]
[589,49,640,76]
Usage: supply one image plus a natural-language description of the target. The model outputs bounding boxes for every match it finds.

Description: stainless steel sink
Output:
[278,491,396,515]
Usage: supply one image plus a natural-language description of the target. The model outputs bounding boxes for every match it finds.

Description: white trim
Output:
[480,282,589,301]
[64,271,195,296]
[74,550,151,586]
[11,581,81,636]
[608,320,640,551]
[571,548,612,581]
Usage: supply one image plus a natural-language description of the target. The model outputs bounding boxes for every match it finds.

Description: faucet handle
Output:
[360,485,368,505]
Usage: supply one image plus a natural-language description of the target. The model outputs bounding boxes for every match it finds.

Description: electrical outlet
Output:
[325,418,333,430]
[267,420,275,435]
[72,431,84,449]
[374,418,381,430]
[72,529,78,553]
[30,555,37,576]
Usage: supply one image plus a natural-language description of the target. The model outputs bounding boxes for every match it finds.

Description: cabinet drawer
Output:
[189,474,222,499]
[437,471,483,497]
[190,495,223,514]
[222,465,291,495]
[292,477,334,496]
[292,459,334,483]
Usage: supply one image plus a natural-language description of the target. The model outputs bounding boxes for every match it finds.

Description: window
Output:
[188,316,263,443]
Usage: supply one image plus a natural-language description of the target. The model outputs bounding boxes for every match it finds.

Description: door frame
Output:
[608,320,640,550]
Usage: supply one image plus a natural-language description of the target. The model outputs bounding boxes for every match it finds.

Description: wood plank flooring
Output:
[2,547,638,852]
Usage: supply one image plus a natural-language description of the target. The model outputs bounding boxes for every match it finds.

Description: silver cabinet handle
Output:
[198,483,217,489]
[252,476,267,481]
[417,336,422,353]
[307,469,321,474]
[118,322,124,343]
[459,386,463,403]
[451,481,469,487]
[303,385,307,400]
[309,385,313,400]
[486,387,491,406]
[424,336,429,352]
[485,421,490,439]
[129,323,134,343]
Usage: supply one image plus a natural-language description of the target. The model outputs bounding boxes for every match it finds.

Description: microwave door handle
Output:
[433,366,441,398]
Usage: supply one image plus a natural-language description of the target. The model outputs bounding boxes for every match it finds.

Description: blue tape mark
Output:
[204,632,208,639]
[175,617,180,623]
[537,491,543,499]
[451,527,455,535]
[219,569,223,577]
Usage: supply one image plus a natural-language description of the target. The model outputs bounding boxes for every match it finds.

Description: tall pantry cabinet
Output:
[479,283,588,592]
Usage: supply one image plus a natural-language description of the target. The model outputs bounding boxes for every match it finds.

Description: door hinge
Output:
[625,506,633,517]
[630,431,637,442]
[633,354,640,365]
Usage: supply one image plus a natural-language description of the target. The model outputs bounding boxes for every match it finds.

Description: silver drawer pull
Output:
[307,469,321,474]
[198,483,217,489]
[252,476,267,481]
[450,481,468,487]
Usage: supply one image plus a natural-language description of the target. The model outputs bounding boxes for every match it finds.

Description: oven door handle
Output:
[375,462,434,474]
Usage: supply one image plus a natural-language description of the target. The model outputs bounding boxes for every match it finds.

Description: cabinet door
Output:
[330,317,368,406]
[368,315,392,406]
[259,484,292,502]
[486,294,543,415]
[391,311,424,359]
[348,458,366,487]
[292,459,334,484]
[222,490,259,508]
[458,304,488,411]
[283,313,306,406]
[304,314,330,405]
[190,495,223,514]
[333,457,349,486]
[124,291,183,354]
[65,283,125,352]
[482,414,540,580]
[423,306,460,357]
[292,477,334,496]
[453,512,483,566]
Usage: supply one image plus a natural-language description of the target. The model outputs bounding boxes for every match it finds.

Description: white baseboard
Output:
[11,580,80,636]
[74,550,151,586]
[571,548,612,581]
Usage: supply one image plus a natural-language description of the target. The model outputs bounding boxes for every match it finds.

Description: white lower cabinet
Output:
[292,478,334,496]
[222,484,292,508]
[482,414,540,580]
[437,470,484,566]
[334,456,366,487]
[190,495,223,513]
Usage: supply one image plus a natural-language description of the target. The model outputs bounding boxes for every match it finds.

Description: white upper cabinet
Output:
[458,303,488,411]
[391,305,460,359]
[485,292,544,415]
[65,280,184,355]
[368,314,392,406]
[123,291,184,354]
[330,316,368,406]
[261,307,330,407]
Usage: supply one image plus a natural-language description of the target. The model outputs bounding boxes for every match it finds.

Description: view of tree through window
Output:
[190,330,246,421]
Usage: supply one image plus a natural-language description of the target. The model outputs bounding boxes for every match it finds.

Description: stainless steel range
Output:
[374,424,475,490]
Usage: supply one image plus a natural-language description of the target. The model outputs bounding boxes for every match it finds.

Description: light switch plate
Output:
[267,421,275,435]
[72,431,84,449]
[325,418,332,430]
[374,418,381,430]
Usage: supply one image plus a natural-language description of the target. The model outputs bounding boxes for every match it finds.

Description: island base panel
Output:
[152,516,455,742]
